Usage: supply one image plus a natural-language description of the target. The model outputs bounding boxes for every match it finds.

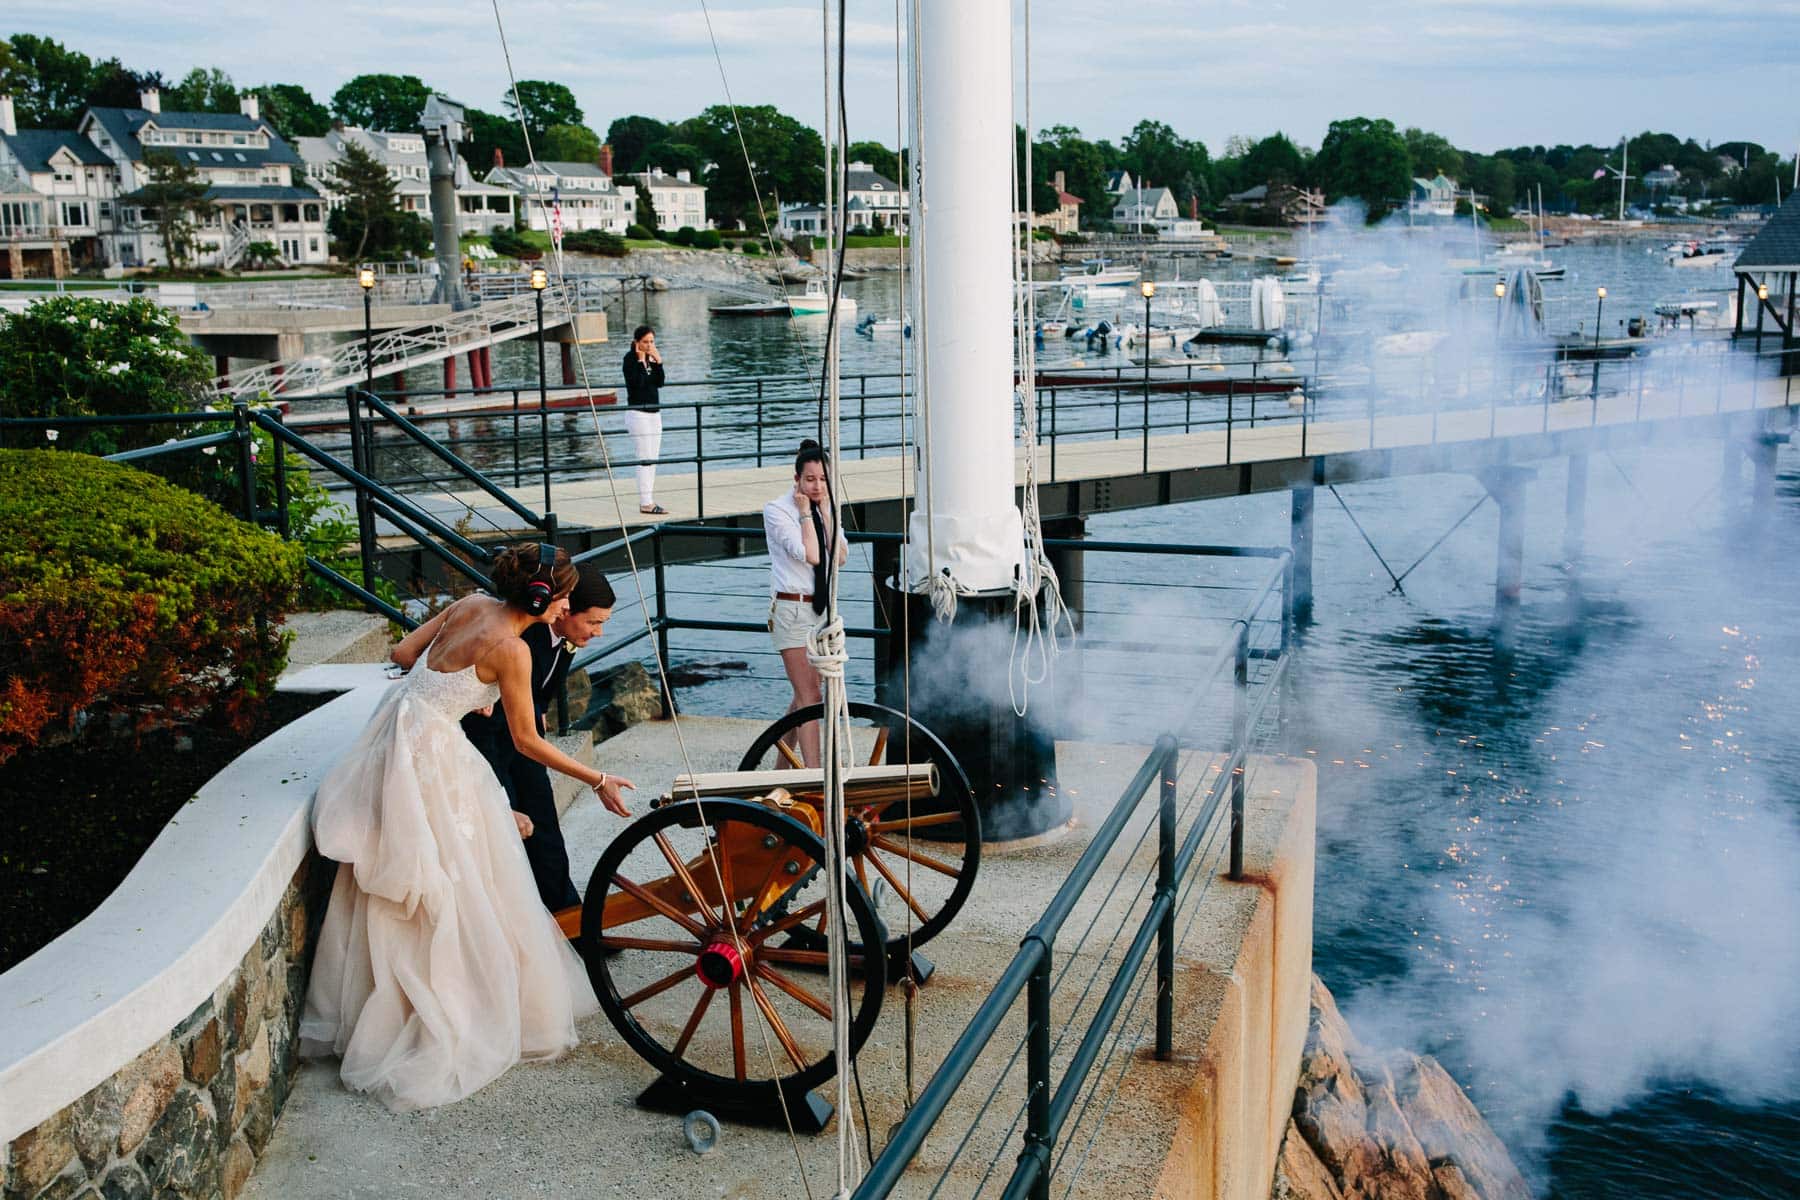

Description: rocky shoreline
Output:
[1273,977,1532,1200]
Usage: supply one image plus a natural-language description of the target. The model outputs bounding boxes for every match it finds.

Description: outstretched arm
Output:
[491,639,635,816]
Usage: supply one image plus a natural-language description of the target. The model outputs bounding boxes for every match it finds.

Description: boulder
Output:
[577,661,665,738]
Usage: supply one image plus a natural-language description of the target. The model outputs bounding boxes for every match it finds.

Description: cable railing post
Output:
[1155,748,1177,1061]
[694,403,705,519]
[272,407,290,539]
[859,383,868,459]
[756,381,764,467]
[1024,945,1053,1200]
[231,400,257,524]
[344,387,378,602]
[1230,622,1249,881]
[1049,387,1058,482]
[1226,382,1234,464]
[512,388,522,487]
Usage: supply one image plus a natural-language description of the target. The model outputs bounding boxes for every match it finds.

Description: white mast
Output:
[905,0,1025,594]
[1619,135,1628,222]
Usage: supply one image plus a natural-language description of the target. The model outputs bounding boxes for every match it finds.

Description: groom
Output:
[462,563,615,911]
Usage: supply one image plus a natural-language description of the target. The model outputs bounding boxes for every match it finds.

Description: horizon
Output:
[5,1,1797,158]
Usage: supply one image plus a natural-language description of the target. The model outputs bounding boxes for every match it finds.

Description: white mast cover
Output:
[906,1,1025,594]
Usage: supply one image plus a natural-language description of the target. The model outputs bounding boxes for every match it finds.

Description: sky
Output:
[8,0,1800,156]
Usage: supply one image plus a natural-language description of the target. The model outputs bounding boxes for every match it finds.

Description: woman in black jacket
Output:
[621,324,666,514]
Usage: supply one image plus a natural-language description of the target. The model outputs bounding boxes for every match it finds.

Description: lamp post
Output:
[1591,286,1606,410]
[1141,279,1155,472]
[1756,283,1769,356]
[1494,280,1506,336]
[358,265,375,393]
[530,265,551,514]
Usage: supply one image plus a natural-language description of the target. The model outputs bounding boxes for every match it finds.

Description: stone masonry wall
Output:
[1,852,331,1200]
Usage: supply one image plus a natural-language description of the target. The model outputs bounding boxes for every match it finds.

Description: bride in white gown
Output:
[300,544,634,1110]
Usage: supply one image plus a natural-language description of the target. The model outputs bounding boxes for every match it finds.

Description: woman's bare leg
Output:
[779,646,823,767]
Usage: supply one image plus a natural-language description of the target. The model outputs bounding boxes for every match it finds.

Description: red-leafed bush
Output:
[0,449,304,762]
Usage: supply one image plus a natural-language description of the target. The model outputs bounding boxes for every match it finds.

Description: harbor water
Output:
[413,238,1795,1195]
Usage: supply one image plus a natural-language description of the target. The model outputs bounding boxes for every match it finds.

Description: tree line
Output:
[3,34,1790,232]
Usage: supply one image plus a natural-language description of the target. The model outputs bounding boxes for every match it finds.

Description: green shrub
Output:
[0,450,303,762]
[562,229,628,257]
[626,223,653,241]
[672,226,698,247]
[0,296,211,455]
[742,240,764,256]
[693,229,723,250]
[489,227,536,258]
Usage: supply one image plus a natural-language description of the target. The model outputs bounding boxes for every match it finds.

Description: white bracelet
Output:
[597,773,608,789]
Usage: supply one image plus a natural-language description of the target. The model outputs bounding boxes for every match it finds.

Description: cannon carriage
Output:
[560,702,979,1129]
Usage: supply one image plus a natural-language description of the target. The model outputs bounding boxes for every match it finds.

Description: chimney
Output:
[1054,170,1065,195]
[239,94,260,121]
[0,95,14,138]
[493,146,505,169]
[676,168,691,183]
[597,142,613,178]
[139,86,160,114]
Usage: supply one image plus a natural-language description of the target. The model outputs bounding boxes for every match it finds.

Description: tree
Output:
[166,67,238,114]
[6,34,95,126]
[1120,119,1212,216]
[331,73,431,131]
[86,58,159,110]
[1401,127,1463,180]
[847,140,899,181]
[685,105,825,226]
[504,80,583,138]
[635,185,661,234]
[254,84,332,140]
[466,107,526,173]
[326,140,426,261]
[1037,125,1112,222]
[541,123,601,164]
[1311,117,1412,219]
[1241,133,1306,187]
[136,152,212,268]
[606,115,671,175]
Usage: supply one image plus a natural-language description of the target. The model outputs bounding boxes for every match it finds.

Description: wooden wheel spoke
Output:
[864,849,933,922]
[866,724,890,767]
[749,897,828,942]
[652,832,723,927]
[736,847,794,934]
[597,934,700,954]
[672,987,716,1056]
[746,978,811,1072]
[870,837,963,878]
[753,964,833,1020]
[868,810,965,835]
[610,874,711,941]
[715,826,738,925]
[620,964,694,1010]
[775,739,805,769]
[728,981,747,1081]
[758,945,871,972]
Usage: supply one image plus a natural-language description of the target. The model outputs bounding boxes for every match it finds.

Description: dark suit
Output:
[461,622,582,910]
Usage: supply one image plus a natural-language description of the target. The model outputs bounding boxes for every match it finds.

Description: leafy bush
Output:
[562,229,628,257]
[242,241,281,269]
[672,226,698,246]
[626,223,654,241]
[693,229,722,250]
[0,296,211,455]
[742,240,764,256]
[0,450,303,762]
[489,227,534,258]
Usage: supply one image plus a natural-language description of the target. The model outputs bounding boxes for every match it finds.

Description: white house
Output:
[844,161,906,232]
[300,126,514,235]
[1409,174,1459,218]
[486,158,637,235]
[78,89,331,267]
[629,168,708,232]
[0,93,119,276]
[776,203,826,238]
[1104,169,1135,198]
[1112,185,1177,231]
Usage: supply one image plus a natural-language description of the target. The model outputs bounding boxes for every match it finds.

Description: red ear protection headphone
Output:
[523,542,558,616]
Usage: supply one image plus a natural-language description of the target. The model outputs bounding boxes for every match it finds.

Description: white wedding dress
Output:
[299,652,599,1110]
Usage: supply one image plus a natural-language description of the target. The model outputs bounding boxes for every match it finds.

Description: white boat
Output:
[855,313,909,336]
[1667,242,1732,269]
[787,277,858,316]
[1059,258,1140,289]
[1109,323,1200,349]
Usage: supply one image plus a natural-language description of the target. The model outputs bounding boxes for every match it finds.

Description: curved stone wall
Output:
[0,672,390,1200]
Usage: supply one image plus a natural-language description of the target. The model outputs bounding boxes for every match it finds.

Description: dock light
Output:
[1596,286,1606,300]
[1758,284,1769,301]
[358,266,375,290]
[1494,281,1506,299]
[1757,284,1770,354]
[1140,281,1155,472]
[530,266,548,290]
[1140,281,1156,299]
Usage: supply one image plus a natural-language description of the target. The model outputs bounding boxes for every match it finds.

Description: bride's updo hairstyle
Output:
[490,542,578,612]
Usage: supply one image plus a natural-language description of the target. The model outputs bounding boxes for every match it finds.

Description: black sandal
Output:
[639,504,668,515]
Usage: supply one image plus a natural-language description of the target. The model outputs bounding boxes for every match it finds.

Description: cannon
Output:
[565,702,978,1131]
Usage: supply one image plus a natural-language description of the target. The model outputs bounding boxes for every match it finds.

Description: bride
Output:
[300,543,634,1110]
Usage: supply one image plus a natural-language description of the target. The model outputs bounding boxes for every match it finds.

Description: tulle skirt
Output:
[299,683,598,1110]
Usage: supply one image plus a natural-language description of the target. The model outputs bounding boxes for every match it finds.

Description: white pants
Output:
[622,409,662,506]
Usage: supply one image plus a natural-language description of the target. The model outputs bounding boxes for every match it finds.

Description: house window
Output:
[233,134,248,145]
[309,237,320,253]
[251,204,274,223]
[303,204,320,222]
[61,202,87,226]
[281,204,300,222]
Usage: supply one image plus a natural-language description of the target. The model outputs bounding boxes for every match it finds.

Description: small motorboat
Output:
[855,313,909,336]
[788,277,858,317]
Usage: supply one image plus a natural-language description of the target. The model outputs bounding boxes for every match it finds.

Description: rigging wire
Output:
[487,4,816,1193]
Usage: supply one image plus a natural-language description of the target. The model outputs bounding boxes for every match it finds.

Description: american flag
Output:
[550,185,564,241]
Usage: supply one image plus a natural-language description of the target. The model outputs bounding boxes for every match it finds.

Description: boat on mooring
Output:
[787,277,858,316]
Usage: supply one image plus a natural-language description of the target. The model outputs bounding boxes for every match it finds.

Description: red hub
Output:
[695,938,745,989]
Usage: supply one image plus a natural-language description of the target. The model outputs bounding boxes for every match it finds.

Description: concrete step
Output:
[281,611,393,672]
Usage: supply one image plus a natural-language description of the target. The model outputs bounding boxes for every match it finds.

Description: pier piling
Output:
[1563,454,1588,565]
[1480,466,1534,654]
[1288,483,1315,627]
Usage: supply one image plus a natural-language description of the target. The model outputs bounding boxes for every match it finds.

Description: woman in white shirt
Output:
[762,439,849,767]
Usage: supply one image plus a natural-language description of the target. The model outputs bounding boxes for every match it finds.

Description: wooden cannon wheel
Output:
[579,798,887,1105]
[736,701,981,964]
